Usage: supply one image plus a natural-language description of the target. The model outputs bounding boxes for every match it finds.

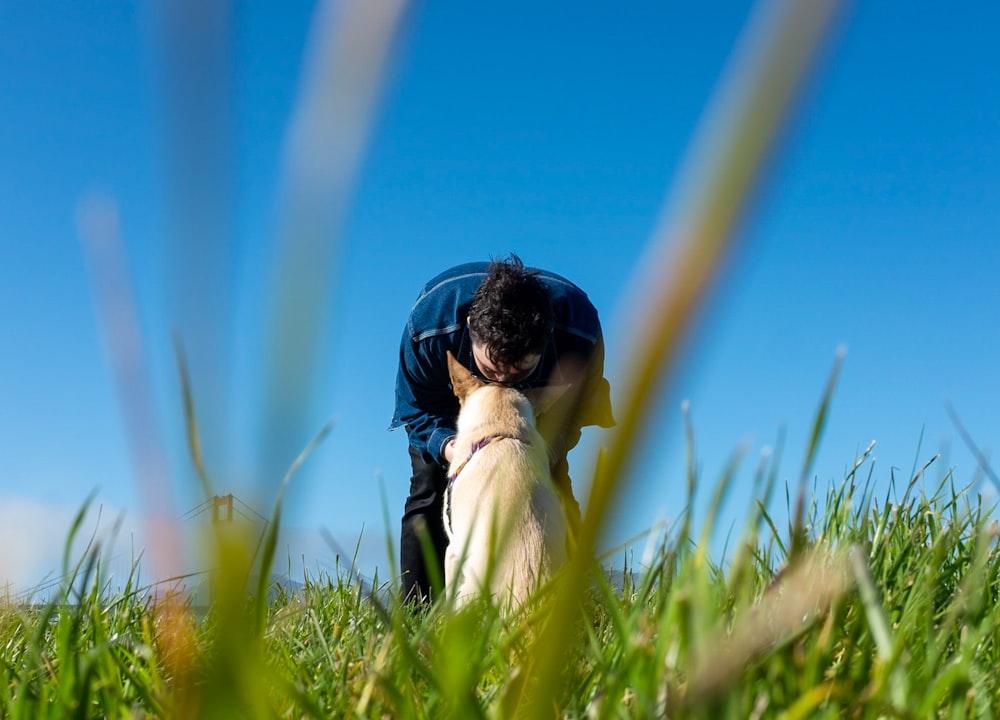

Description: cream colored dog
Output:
[443,351,568,610]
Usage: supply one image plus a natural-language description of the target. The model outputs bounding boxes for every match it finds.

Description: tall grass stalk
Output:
[513,0,844,714]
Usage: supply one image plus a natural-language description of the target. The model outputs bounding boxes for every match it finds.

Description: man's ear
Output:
[522,384,571,416]
[447,350,484,403]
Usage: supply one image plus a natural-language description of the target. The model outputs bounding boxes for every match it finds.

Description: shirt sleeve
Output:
[392,329,459,465]
[578,333,615,430]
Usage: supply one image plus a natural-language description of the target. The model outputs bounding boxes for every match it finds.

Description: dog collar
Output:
[447,436,501,486]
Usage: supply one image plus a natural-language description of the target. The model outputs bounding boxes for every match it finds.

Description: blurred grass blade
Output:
[517,0,845,715]
[596,0,845,555]
[76,192,182,589]
[257,0,409,491]
[174,334,216,501]
[157,0,236,485]
[685,545,854,706]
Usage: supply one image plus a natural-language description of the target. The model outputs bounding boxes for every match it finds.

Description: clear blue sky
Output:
[2,0,998,593]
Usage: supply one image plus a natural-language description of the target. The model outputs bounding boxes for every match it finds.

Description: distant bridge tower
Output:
[179,493,270,608]
[212,493,234,523]
[180,493,266,529]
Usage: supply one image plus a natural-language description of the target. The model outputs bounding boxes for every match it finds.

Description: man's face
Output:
[470,342,540,386]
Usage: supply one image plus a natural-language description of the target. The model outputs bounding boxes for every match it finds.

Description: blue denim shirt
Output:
[390,262,615,465]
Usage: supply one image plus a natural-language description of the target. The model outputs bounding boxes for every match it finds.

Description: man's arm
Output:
[543,333,614,539]
[539,333,615,459]
[392,331,460,465]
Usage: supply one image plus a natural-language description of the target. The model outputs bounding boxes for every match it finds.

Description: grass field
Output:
[9,2,995,717]
[3,425,998,718]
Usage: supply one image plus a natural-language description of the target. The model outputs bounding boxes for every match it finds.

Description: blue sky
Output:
[2,0,998,593]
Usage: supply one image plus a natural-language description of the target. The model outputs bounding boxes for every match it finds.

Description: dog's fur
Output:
[443,351,568,609]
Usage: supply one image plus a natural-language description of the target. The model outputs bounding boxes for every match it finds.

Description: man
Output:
[390,255,615,602]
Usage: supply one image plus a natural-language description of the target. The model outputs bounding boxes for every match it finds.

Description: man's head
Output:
[467,255,553,384]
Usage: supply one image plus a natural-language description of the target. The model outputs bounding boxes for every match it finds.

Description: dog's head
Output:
[446,350,567,416]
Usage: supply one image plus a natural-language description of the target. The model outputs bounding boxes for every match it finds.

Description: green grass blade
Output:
[174,333,215,501]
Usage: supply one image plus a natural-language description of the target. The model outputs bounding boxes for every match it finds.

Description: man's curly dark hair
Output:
[468,255,554,368]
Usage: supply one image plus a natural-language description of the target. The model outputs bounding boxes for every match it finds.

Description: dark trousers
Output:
[399,446,449,602]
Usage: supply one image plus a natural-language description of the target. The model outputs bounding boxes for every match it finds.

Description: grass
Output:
[3,421,999,718]
[39,0,998,717]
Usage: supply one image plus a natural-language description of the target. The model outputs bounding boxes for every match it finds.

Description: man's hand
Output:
[443,438,456,464]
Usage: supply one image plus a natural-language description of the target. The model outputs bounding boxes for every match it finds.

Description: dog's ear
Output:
[522,383,571,416]
[447,350,484,403]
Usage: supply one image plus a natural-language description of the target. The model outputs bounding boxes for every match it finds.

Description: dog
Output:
[443,351,569,610]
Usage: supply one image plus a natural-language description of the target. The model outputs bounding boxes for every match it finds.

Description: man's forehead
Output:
[481,347,539,371]
[510,353,541,370]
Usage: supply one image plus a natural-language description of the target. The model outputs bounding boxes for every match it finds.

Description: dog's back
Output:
[444,372,568,609]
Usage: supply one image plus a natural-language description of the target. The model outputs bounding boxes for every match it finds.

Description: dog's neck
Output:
[448,434,520,486]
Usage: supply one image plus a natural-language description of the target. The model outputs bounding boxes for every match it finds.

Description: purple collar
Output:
[447,436,502,486]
